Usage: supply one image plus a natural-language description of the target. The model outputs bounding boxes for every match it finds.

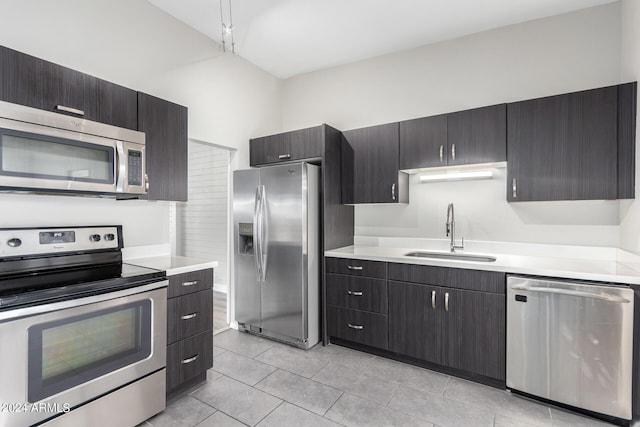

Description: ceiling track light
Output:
[219,0,235,54]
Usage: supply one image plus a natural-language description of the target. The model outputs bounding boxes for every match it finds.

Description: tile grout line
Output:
[252,400,285,427]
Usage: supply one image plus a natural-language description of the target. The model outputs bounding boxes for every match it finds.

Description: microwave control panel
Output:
[128,150,143,186]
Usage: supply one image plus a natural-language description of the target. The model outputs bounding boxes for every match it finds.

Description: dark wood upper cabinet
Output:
[618,82,637,199]
[138,92,188,202]
[447,104,506,166]
[342,123,409,204]
[0,45,138,130]
[399,105,505,170]
[399,114,448,169]
[96,79,138,130]
[507,86,622,202]
[250,126,323,166]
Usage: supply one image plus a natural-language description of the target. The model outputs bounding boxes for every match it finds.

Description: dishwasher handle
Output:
[511,284,630,303]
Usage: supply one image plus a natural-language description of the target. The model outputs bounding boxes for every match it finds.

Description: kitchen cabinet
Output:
[399,104,505,170]
[326,257,388,350]
[165,268,214,397]
[342,123,409,204]
[250,126,323,166]
[387,265,505,381]
[138,92,188,201]
[507,84,636,201]
[0,45,138,130]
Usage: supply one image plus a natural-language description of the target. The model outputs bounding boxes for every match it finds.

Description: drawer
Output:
[388,263,505,294]
[166,330,213,393]
[327,306,388,350]
[168,268,213,298]
[326,274,388,314]
[326,258,387,278]
[167,289,213,344]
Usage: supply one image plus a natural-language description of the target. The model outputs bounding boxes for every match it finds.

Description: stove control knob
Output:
[89,234,101,242]
[7,238,22,248]
[104,233,115,241]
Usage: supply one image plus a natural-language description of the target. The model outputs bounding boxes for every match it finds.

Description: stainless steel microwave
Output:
[0,100,147,196]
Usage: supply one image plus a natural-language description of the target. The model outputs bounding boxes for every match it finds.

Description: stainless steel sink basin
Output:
[404,251,497,262]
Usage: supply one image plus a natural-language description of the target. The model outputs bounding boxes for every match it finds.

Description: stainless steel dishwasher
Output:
[506,275,635,420]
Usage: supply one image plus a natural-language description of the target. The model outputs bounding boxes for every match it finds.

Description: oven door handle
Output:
[0,280,168,322]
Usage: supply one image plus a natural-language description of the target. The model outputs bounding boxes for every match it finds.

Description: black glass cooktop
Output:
[0,261,165,310]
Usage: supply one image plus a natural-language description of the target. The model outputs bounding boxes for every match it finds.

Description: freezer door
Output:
[259,163,307,341]
[506,276,634,420]
[233,169,262,329]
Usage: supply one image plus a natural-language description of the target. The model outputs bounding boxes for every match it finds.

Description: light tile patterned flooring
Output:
[142,328,615,427]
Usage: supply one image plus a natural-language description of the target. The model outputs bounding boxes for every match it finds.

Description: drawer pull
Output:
[347,265,363,271]
[182,280,199,287]
[181,354,200,364]
[347,290,363,296]
[347,323,364,330]
[55,105,85,116]
[181,312,199,320]
[278,154,291,159]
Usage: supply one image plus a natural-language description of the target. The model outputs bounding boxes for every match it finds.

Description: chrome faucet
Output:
[446,203,464,252]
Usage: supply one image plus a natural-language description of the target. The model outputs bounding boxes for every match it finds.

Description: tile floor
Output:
[144,329,614,427]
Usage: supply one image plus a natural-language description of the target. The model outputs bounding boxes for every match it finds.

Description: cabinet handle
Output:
[451,144,456,161]
[181,312,198,320]
[512,178,517,199]
[278,154,291,160]
[431,290,436,309]
[445,292,450,312]
[439,145,444,163]
[144,173,149,191]
[391,183,396,201]
[347,290,363,296]
[347,265,363,271]
[55,105,85,116]
[347,323,364,330]
[182,280,199,287]
[181,354,200,364]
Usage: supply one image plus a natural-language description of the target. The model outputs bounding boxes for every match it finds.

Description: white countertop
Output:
[325,240,640,285]
[126,255,218,276]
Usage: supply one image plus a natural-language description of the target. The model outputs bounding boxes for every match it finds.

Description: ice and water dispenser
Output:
[238,223,254,254]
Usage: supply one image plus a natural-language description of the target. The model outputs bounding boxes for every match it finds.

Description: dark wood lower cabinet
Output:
[167,289,213,344]
[327,306,388,350]
[326,274,388,314]
[441,288,505,380]
[388,281,441,365]
[389,280,505,381]
[166,330,213,392]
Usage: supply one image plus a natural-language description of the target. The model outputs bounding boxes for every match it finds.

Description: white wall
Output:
[282,3,624,247]
[0,0,282,246]
[619,0,640,254]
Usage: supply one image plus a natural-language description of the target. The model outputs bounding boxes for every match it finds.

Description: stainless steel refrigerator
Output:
[233,162,319,349]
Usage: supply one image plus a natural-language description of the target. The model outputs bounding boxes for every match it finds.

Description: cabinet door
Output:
[399,115,447,169]
[250,134,291,165]
[290,126,323,160]
[388,281,441,364]
[96,79,138,130]
[138,92,188,201]
[441,288,505,380]
[0,45,44,109]
[342,123,407,204]
[508,87,617,201]
[447,104,506,166]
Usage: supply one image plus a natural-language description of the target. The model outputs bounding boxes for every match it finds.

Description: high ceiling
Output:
[147,0,616,79]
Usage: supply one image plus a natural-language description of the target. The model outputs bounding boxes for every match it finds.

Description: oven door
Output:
[0,281,167,427]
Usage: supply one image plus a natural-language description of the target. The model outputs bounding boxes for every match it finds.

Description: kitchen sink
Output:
[404,251,497,262]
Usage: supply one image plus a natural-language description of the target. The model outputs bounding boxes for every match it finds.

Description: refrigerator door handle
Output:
[253,186,262,281]
[260,185,269,282]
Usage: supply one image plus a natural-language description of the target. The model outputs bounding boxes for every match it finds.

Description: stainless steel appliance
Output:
[0,225,167,427]
[233,162,319,349]
[507,275,634,420]
[0,100,147,196]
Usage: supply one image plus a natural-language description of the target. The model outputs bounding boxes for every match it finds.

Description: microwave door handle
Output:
[115,141,126,192]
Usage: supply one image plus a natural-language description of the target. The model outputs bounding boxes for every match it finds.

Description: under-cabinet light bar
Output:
[419,170,493,182]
